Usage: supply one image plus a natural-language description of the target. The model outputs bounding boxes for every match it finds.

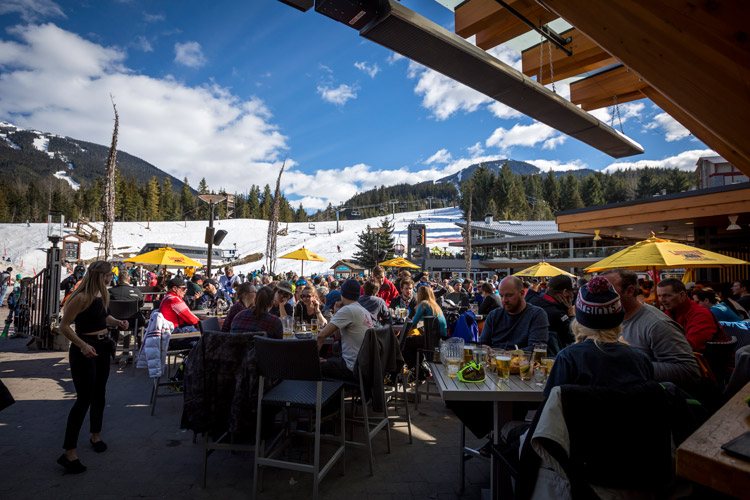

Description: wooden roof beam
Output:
[454,0,559,49]
[570,65,649,111]
[522,27,617,85]
[537,0,750,177]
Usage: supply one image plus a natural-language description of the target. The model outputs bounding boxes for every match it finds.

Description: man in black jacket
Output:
[477,282,502,315]
[526,274,575,356]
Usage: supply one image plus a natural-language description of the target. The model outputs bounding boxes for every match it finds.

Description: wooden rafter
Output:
[455,0,558,50]
[537,0,750,176]
[522,27,617,85]
[570,65,649,111]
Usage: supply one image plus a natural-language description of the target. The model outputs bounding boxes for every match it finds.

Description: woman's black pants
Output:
[63,336,111,450]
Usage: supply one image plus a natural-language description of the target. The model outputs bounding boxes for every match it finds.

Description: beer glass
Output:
[310,318,319,333]
[533,343,547,366]
[444,338,464,378]
[495,351,511,380]
[282,316,294,340]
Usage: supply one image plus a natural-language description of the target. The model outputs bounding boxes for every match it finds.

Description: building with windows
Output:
[695,156,749,190]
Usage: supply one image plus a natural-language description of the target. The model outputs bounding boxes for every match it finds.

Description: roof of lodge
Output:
[454,219,562,237]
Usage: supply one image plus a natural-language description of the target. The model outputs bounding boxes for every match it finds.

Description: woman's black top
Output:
[294,302,317,322]
[74,297,109,334]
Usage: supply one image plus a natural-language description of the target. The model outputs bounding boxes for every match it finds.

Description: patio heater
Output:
[43,214,64,348]
[199,194,228,278]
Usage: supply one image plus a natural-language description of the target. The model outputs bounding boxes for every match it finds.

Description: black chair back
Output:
[422,316,441,351]
[723,325,750,349]
[109,299,139,321]
[198,317,220,334]
[255,337,321,381]
[704,336,738,381]
[398,319,413,352]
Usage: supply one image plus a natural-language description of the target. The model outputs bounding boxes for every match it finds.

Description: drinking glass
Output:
[400,308,408,320]
[310,318,319,333]
[533,343,547,367]
[542,357,555,379]
[282,316,294,339]
[473,347,488,367]
[533,365,546,386]
[463,344,475,365]
[518,352,533,381]
[495,351,511,380]
[444,338,464,378]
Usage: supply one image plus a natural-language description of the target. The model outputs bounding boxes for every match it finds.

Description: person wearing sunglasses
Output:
[199,278,233,313]
[293,285,328,326]
[270,281,294,319]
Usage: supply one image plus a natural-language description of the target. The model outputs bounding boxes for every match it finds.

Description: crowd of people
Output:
[49,258,750,487]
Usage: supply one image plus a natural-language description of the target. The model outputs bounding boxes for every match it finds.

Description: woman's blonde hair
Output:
[571,319,621,344]
[416,286,443,318]
[67,261,112,310]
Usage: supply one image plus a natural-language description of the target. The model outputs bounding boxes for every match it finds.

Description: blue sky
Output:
[0,0,713,210]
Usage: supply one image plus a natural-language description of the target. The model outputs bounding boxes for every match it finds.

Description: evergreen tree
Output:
[604,175,630,204]
[145,175,160,221]
[559,172,584,210]
[665,168,694,193]
[505,175,530,219]
[260,184,273,220]
[636,167,658,199]
[581,174,606,207]
[542,170,561,212]
[247,185,261,219]
[160,178,174,220]
[180,178,194,219]
[377,217,396,260]
[352,225,380,269]
[295,203,307,222]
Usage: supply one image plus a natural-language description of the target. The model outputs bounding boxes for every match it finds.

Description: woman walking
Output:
[57,261,129,473]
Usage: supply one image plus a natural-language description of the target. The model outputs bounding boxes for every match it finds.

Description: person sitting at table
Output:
[526,275,576,356]
[657,278,727,351]
[218,266,239,298]
[357,281,391,325]
[229,286,282,339]
[222,283,257,332]
[479,276,549,351]
[159,277,201,351]
[269,280,294,318]
[199,279,233,312]
[322,290,342,323]
[477,282,502,315]
[544,276,654,397]
[692,287,742,322]
[371,265,399,307]
[412,286,447,338]
[293,284,328,327]
[317,278,377,382]
[185,274,204,309]
[389,278,417,319]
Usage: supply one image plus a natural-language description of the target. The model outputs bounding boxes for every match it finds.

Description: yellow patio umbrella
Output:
[279,247,327,276]
[585,234,748,273]
[123,246,203,268]
[513,261,575,278]
[378,256,421,269]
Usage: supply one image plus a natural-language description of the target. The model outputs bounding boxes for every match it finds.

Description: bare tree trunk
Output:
[266,158,286,274]
[99,95,118,261]
[465,187,472,280]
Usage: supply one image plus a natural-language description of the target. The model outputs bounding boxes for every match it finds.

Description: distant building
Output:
[695,155,749,189]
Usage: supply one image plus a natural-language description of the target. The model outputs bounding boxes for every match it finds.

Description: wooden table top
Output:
[676,381,750,499]
[429,362,544,403]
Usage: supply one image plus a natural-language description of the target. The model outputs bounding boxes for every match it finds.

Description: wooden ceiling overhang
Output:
[454,0,750,177]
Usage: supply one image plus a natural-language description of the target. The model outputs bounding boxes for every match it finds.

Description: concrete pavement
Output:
[0,312,490,500]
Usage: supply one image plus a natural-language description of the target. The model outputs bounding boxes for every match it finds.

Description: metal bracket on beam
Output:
[494,0,572,56]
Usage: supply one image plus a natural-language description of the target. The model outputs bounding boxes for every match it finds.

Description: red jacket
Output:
[666,300,727,351]
[377,278,400,307]
[159,292,199,328]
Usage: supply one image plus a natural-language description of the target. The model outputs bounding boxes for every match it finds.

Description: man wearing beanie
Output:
[479,276,549,351]
[544,276,653,397]
[317,278,377,381]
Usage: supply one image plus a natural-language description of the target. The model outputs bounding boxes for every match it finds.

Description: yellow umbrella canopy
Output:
[378,256,421,269]
[279,247,327,275]
[513,262,576,278]
[585,235,749,273]
[123,246,203,268]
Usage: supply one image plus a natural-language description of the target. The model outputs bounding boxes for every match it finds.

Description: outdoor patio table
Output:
[676,381,750,498]
[429,362,544,498]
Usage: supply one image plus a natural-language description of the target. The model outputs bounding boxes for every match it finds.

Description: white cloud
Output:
[0,24,288,192]
[590,102,645,129]
[0,0,65,22]
[386,53,405,65]
[467,142,484,156]
[602,149,716,173]
[132,35,153,52]
[645,112,691,142]
[527,159,588,172]
[487,101,522,119]
[316,83,357,105]
[354,61,379,78]
[143,12,165,23]
[485,122,565,150]
[424,148,452,165]
[174,41,206,68]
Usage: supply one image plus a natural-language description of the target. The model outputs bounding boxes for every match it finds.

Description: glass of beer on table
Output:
[444,338,464,378]
[310,318,318,333]
[495,350,512,380]
[533,343,547,366]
